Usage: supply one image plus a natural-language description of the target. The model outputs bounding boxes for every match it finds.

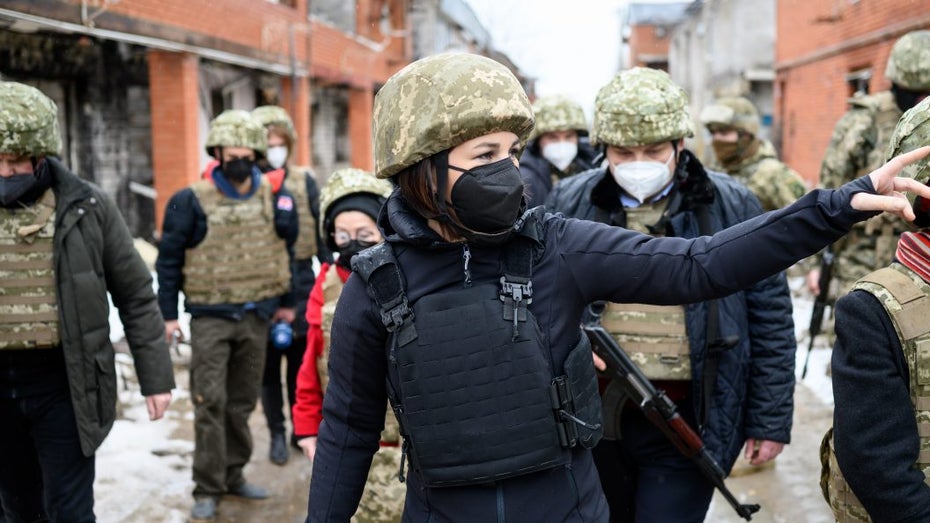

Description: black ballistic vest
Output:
[354,209,602,487]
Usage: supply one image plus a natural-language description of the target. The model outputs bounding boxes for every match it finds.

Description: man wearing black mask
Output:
[810,30,930,303]
[0,81,174,522]
[155,109,298,522]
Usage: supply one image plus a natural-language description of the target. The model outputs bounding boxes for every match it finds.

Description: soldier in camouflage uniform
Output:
[518,94,597,207]
[155,109,298,522]
[250,105,327,466]
[700,96,807,211]
[547,68,797,523]
[0,81,174,522]
[810,30,930,300]
[824,96,930,522]
[289,168,400,522]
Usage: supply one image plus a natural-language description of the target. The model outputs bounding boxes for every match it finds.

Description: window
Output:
[846,68,871,96]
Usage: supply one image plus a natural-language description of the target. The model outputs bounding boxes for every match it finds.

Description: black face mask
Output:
[892,84,929,113]
[0,172,39,206]
[447,157,524,236]
[336,239,377,269]
[223,158,255,184]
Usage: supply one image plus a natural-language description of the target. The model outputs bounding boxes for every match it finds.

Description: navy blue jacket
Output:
[308,176,877,522]
[833,287,930,522]
[546,164,796,470]
[156,175,298,322]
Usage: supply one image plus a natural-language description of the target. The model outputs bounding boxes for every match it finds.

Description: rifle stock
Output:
[583,323,761,521]
[801,246,835,379]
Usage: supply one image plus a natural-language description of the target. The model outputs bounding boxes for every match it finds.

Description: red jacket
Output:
[292,262,350,437]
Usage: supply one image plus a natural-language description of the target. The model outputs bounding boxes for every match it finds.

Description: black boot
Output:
[269,431,288,465]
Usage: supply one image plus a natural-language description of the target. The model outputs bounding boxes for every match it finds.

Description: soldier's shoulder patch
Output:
[276,195,294,211]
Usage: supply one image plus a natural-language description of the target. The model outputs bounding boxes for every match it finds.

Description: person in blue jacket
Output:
[305,51,930,523]
[546,67,794,522]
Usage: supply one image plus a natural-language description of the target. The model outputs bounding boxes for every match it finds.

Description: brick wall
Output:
[628,24,673,68]
[776,0,930,184]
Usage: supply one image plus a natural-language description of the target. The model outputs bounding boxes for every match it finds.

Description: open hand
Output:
[852,146,930,221]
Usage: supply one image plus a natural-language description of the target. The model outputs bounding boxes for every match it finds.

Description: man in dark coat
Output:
[548,68,795,523]
[0,81,174,522]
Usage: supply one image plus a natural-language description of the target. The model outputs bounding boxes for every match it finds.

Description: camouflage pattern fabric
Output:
[820,90,905,297]
[699,96,760,137]
[204,109,267,157]
[372,52,534,179]
[251,105,297,143]
[0,189,59,349]
[601,199,691,380]
[287,169,319,261]
[351,445,406,523]
[319,168,393,237]
[714,139,807,212]
[886,96,930,197]
[822,263,930,522]
[530,94,588,140]
[591,67,693,147]
[0,81,61,156]
[182,179,290,305]
[885,30,930,91]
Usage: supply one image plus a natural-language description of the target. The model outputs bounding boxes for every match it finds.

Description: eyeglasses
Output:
[333,228,379,247]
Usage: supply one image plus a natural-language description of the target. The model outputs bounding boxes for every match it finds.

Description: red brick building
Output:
[623,2,690,70]
[0,0,410,235]
[775,0,930,184]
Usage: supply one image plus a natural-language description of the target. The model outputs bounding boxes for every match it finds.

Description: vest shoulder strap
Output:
[857,265,930,341]
[352,242,417,347]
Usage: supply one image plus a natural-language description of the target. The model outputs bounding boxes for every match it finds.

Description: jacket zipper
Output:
[461,243,472,288]
[497,482,505,523]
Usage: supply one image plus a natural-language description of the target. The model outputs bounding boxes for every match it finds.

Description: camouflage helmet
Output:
[319,167,393,246]
[886,96,930,213]
[699,96,761,137]
[530,94,588,140]
[885,30,930,91]
[204,109,267,157]
[251,105,297,143]
[0,81,61,157]
[372,52,535,179]
[591,67,694,147]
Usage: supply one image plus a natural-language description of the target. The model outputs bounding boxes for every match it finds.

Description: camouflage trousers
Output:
[352,445,406,523]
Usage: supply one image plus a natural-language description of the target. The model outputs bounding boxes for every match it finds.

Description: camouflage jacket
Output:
[715,140,807,211]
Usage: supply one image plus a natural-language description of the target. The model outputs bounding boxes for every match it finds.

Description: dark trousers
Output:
[0,387,95,523]
[593,400,715,523]
[260,334,306,436]
[190,313,267,499]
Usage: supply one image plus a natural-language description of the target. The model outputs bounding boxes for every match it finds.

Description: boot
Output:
[269,431,288,465]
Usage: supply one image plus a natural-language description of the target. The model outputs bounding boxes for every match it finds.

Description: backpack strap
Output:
[352,242,417,348]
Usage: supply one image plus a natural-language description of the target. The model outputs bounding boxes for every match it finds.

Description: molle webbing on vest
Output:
[602,302,690,380]
[288,171,318,261]
[182,179,290,305]
[0,189,60,350]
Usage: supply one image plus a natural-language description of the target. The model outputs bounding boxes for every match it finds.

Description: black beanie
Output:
[323,193,385,250]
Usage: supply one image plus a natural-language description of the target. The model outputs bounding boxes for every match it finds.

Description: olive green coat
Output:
[49,157,175,456]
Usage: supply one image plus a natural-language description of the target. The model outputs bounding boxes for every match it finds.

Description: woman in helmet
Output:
[306,52,930,522]
[290,168,402,521]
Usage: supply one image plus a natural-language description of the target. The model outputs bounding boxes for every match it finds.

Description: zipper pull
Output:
[462,243,472,288]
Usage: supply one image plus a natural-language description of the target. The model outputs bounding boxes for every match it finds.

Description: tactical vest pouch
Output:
[394,283,563,487]
[820,428,872,522]
[551,333,603,449]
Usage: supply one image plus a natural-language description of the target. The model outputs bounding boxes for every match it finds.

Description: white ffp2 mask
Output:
[266,146,289,169]
[610,150,675,203]
[541,141,578,172]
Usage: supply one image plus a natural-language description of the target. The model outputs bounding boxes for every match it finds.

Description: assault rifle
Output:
[582,322,761,521]
[800,246,835,379]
